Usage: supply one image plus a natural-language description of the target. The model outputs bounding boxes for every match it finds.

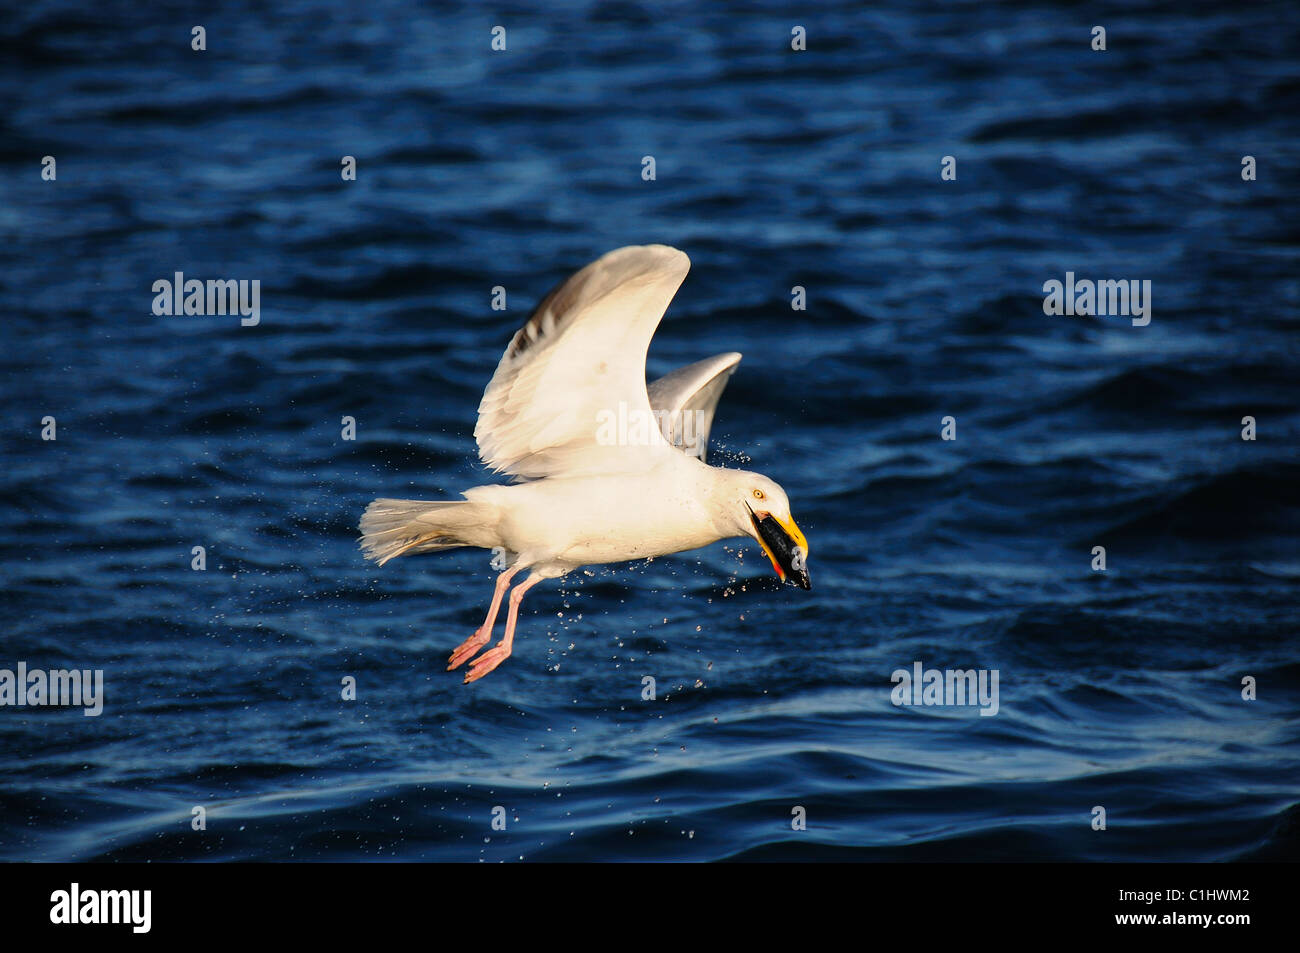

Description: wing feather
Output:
[474,245,690,480]
[646,352,741,463]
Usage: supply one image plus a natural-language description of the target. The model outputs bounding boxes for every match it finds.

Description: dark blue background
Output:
[1,1,1297,861]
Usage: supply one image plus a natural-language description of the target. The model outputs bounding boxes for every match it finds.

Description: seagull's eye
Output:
[753,489,765,500]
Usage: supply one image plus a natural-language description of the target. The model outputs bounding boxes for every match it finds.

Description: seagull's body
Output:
[360,245,810,683]
[464,462,725,570]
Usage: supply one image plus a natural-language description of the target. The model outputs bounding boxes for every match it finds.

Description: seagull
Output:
[359,245,811,683]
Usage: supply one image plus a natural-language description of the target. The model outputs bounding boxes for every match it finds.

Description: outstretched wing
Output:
[474,245,689,480]
[646,352,741,463]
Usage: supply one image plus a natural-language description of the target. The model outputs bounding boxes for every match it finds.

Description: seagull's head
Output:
[720,471,811,590]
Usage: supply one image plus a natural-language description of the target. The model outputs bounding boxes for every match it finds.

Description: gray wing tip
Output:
[646,351,745,417]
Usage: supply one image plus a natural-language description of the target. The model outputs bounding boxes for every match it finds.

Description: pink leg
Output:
[448,565,521,671]
[464,572,544,684]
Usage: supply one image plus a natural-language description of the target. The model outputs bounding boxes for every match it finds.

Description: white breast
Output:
[484,456,724,569]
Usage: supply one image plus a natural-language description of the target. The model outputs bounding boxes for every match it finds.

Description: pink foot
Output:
[447,629,490,671]
[463,644,511,684]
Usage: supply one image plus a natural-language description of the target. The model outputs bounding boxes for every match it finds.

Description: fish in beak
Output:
[747,503,811,590]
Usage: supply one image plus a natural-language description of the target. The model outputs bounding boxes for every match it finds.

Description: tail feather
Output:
[359,498,481,566]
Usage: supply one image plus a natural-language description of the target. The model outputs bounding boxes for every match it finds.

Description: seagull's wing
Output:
[475,244,689,480]
[646,352,741,463]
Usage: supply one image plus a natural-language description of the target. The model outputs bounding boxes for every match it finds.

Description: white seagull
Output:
[359,245,811,683]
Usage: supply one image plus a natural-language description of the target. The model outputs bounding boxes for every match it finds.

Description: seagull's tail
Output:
[358,498,490,566]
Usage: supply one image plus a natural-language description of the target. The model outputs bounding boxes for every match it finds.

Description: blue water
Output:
[2,1,1298,862]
